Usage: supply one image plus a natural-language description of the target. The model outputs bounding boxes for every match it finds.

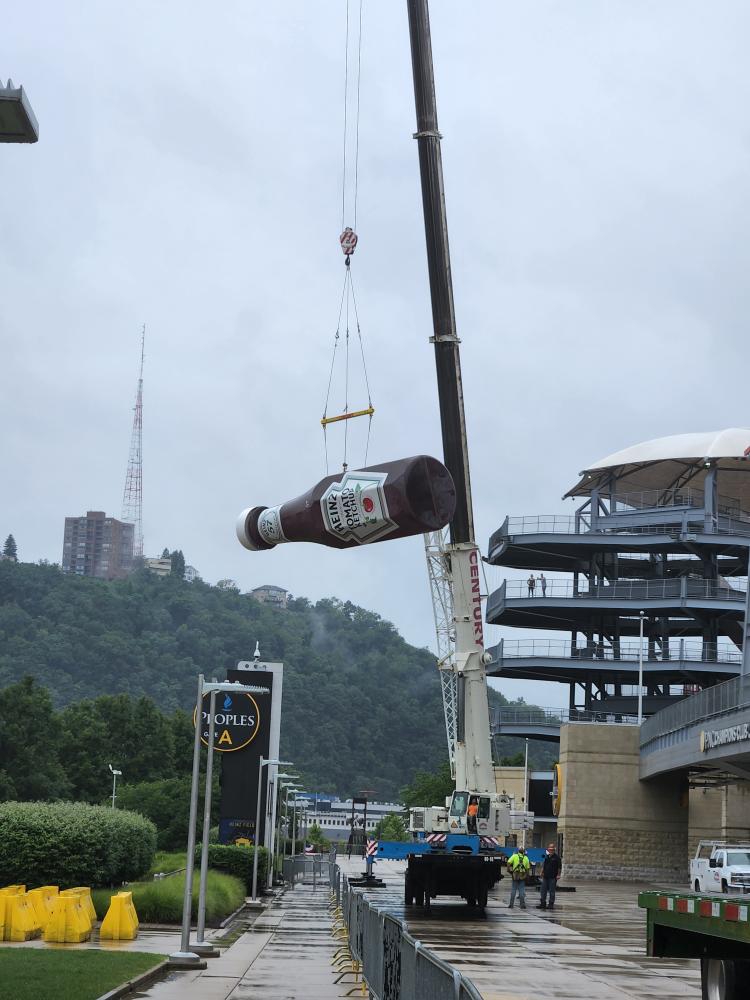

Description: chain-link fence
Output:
[333,863,484,1000]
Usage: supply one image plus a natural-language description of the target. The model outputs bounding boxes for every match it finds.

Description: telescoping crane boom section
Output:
[407,0,495,800]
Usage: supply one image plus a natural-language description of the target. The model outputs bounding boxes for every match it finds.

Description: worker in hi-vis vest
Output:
[506,847,531,909]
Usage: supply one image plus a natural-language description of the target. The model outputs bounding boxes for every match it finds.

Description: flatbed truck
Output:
[639,890,750,999]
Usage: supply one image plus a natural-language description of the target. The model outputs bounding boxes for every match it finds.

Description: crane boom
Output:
[407,0,496,798]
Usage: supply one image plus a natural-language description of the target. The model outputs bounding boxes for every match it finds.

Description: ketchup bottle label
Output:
[257,505,286,545]
[320,470,396,544]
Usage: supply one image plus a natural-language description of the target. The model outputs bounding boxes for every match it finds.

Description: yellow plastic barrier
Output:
[0,885,25,894]
[61,887,96,922]
[43,894,92,944]
[3,892,41,942]
[99,891,139,941]
[27,886,59,929]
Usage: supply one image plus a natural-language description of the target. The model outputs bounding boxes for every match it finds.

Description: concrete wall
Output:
[689,785,750,860]
[558,723,687,882]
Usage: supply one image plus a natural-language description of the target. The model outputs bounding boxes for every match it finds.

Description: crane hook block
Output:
[339,227,358,257]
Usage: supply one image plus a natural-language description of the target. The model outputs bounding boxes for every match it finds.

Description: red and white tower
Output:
[121,326,144,558]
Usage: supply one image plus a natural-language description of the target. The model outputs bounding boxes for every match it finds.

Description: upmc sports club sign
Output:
[193,691,260,752]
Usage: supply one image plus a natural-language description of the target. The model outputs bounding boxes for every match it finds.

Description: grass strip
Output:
[0,949,164,1000]
[92,870,244,924]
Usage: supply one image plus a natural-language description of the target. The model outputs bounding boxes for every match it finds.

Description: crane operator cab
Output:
[448,790,511,838]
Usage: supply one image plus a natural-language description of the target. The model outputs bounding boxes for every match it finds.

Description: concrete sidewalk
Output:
[139,876,340,1000]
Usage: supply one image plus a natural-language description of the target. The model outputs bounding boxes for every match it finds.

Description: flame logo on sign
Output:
[223,695,233,710]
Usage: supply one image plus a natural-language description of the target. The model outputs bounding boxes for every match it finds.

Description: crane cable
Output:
[322,0,373,475]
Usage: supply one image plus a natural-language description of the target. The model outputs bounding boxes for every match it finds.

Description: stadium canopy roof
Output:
[565,429,750,505]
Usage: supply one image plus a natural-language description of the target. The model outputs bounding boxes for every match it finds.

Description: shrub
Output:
[0,801,156,887]
[91,870,244,924]
[195,843,267,893]
[116,775,218,851]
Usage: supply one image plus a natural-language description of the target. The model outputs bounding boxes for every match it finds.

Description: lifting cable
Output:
[322,0,373,475]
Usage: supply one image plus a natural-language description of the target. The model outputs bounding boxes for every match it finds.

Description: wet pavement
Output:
[0,925,183,956]
[339,856,701,999]
[139,877,340,999]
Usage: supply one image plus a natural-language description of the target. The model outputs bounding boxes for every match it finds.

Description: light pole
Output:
[290,790,307,858]
[251,757,293,901]
[170,673,206,968]
[170,676,267,968]
[638,610,645,724]
[281,785,303,858]
[271,774,297,888]
[522,738,529,849]
[108,764,122,809]
[193,682,218,958]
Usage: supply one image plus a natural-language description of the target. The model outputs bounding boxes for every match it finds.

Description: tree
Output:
[3,535,17,561]
[161,548,170,559]
[373,813,408,841]
[400,760,454,809]
[170,550,186,579]
[0,677,71,801]
[116,775,218,850]
[307,822,330,851]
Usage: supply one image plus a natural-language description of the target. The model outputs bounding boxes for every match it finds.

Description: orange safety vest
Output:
[467,803,478,818]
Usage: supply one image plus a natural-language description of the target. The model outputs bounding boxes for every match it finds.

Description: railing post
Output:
[679,637,685,662]
[499,637,504,663]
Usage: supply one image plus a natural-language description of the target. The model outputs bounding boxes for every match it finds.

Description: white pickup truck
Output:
[690,841,750,894]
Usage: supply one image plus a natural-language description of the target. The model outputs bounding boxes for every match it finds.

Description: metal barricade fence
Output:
[334,863,484,1000]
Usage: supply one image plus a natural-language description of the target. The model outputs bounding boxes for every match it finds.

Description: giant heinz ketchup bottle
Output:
[236,455,455,551]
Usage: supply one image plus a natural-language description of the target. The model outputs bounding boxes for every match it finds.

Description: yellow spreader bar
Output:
[321,406,374,427]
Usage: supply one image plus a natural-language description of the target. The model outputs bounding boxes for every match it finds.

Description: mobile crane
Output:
[369,0,512,911]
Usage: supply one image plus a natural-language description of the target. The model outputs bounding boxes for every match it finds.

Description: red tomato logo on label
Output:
[363,497,374,513]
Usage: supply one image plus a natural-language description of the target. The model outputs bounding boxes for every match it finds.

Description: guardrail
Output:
[333,863,483,1000]
[640,675,750,749]
[491,706,639,727]
[491,638,742,665]
[489,512,750,546]
[609,487,744,516]
[499,577,745,602]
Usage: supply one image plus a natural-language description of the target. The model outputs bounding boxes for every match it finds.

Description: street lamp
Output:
[291,792,309,858]
[0,80,39,143]
[522,738,529,849]
[170,675,268,969]
[638,610,645,724]
[251,757,293,901]
[281,784,303,859]
[108,764,122,809]
[271,774,297,888]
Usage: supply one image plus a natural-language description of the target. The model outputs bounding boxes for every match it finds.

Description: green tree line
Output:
[0,561,557,799]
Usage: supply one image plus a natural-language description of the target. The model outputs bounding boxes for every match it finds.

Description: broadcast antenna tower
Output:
[121,326,145,558]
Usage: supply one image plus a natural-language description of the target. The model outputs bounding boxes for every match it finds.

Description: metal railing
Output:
[499,577,745,602]
[282,854,334,886]
[491,706,639,727]
[490,512,750,545]
[609,487,743,517]
[492,638,742,665]
[641,675,750,749]
[336,864,484,1000]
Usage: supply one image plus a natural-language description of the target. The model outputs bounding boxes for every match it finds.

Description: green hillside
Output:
[0,561,555,798]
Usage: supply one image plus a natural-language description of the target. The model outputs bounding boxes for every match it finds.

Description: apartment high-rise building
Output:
[62,511,134,580]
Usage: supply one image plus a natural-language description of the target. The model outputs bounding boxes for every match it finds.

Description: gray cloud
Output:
[4,1,750,710]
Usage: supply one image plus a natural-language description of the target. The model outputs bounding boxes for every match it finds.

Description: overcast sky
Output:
[4,2,750,709]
